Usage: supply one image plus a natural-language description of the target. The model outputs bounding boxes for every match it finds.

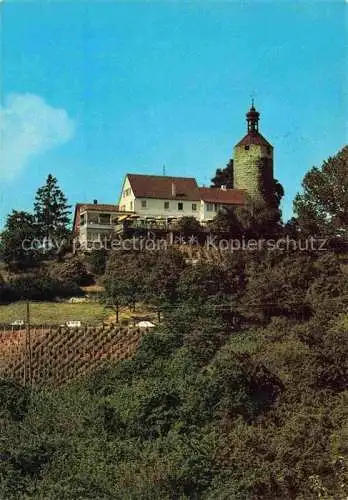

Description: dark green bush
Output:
[0,379,31,421]
[50,258,91,286]
[7,275,84,302]
[86,249,108,276]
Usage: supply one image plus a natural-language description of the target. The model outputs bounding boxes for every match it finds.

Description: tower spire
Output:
[246,102,260,134]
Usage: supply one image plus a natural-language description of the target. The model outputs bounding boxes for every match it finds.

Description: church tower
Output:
[233,103,274,202]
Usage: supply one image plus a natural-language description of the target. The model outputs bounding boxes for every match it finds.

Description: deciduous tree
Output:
[210,159,234,188]
[0,211,39,270]
[293,146,348,239]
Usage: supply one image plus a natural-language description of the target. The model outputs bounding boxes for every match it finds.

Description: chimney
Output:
[171,182,176,198]
[221,185,227,191]
[93,199,98,204]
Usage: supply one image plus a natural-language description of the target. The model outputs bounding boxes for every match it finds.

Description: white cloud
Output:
[0,94,75,181]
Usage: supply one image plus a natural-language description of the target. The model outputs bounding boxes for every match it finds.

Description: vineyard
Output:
[0,324,147,387]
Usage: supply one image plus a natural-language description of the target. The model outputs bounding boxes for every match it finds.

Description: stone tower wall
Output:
[233,144,274,201]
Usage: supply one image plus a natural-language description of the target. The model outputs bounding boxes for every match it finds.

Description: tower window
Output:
[267,146,271,154]
[245,145,250,150]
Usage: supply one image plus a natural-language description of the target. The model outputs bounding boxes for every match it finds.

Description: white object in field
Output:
[10,320,25,326]
[68,297,87,303]
[137,321,155,328]
[66,320,82,328]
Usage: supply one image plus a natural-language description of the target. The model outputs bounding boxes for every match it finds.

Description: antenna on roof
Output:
[162,164,166,176]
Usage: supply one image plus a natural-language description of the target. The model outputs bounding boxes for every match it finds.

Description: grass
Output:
[0,301,111,325]
[0,301,156,326]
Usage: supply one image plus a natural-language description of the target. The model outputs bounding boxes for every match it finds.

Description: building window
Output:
[267,146,271,155]
[206,203,213,212]
[141,200,147,209]
[192,203,197,211]
[99,214,111,225]
[164,201,170,210]
[214,203,218,212]
[178,202,183,211]
[130,201,133,211]
[245,145,250,150]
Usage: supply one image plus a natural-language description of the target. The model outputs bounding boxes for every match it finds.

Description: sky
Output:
[0,1,346,228]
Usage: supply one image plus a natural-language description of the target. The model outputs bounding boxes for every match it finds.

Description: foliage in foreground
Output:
[0,278,347,498]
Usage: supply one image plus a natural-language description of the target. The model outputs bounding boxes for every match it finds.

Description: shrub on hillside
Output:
[307,274,348,314]
[310,317,348,392]
[0,281,16,304]
[104,251,159,308]
[185,352,283,426]
[243,253,317,322]
[8,275,84,301]
[128,384,182,439]
[143,248,186,305]
[0,379,31,421]
[176,216,203,236]
[50,258,91,286]
[177,263,230,304]
[86,249,108,276]
[183,315,231,366]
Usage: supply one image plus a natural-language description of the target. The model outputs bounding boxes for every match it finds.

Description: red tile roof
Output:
[79,203,120,212]
[199,187,246,205]
[127,174,201,201]
[235,132,272,148]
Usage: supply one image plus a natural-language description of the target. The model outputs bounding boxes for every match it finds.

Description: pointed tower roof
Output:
[235,102,272,148]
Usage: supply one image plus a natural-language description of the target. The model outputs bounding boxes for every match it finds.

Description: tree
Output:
[34,174,71,244]
[235,195,283,239]
[0,211,39,270]
[103,275,129,322]
[177,262,232,305]
[293,146,348,239]
[86,249,108,276]
[183,315,230,366]
[50,258,91,286]
[208,206,243,236]
[176,216,202,237]
[243,253,316,321]
[264,178,284,210]
[103,251,156,316]
[211,159,234,188]
[144,248,186,307]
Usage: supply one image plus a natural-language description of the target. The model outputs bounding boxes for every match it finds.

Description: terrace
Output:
[114,215,212,234]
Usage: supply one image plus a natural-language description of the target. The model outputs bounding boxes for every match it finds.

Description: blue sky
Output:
[0,1,346,228]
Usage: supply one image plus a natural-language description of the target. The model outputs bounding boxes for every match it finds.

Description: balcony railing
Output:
[86,221,113,228]
[114,219,211,233]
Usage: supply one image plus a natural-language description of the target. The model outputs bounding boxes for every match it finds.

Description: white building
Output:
[73,201,132,249]
[118,174,245,223]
